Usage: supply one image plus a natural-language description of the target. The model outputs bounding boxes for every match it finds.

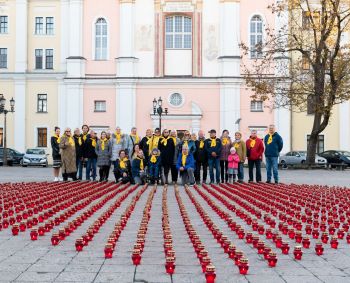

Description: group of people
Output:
[51,124,283,185]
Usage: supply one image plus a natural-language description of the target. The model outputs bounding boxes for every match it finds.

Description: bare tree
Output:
[241,0,350,165]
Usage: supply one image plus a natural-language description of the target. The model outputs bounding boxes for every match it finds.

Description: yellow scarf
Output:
[181,154,188,167]
[171,137,177,145]
[234,142,240,149]
[267,134,273,145]
[145,136,152,153]
[199,140,204,149]
[83,133,88,142]
[54,134,61,144]
[150,155,157,163]
[115,132,121,144]
[101,138,108,151]
[152,136,160,149]
[222,138,229,146]
[161,137,169,146]
[183,140,188,147]
[91,138,96,148]
[68,136,75,147]
[210,138,216,147]
[78,136,82,146]
[137,157,144,170]
[130,134,140,144]
[250,139,256,148]
[119,157,128,169]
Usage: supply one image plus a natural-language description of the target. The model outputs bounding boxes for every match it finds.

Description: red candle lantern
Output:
[201,257,211,273]
[257,241,265,254]
[238,258,249,275]
[281,241,290,255]
[245,232,253,244]
[312,229,319,239]
[11,224,19,236]
[337,229,345,239]
[346,233,350,244]
[30,228,38,241]
[205,265,216,283]
[302,236,311,249]
[19,221,26,232]
[330,236,338,249]
[238,229,245,239]
[252,236,260,248]
[258,225,265,235]
[132,249,142,265]
[104,243,114,258]
[268,252,278,267]
[263,246,272,260]
[51,233,60,246]
[315,242,324,256]
[275,235,283,248]
[75,238,84,252]
[293,245,303,260]
[321,232,329,244]
[234,250,243,266]
[165,256,176,275]
[228,244,236,260]
[288,228,295,239]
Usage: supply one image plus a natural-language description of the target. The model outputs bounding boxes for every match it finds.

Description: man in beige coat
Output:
[59,128,77,181]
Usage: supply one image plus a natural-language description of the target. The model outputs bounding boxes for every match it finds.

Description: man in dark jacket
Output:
[73,128,84,180]
[264,125,283,184]
[176,146,195,186]
[84,130,98,181]
[246,130,264,183]
[158,129,175,185]
[194,130,208,184]
[205,129,222,184]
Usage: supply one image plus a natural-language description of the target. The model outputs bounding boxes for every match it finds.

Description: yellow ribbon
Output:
[222,138,229,146]
[137,157,144,170]
[250,139,256,148]
[150,155,157,163]
[161,137,169,146]
[68,136,75,147]
[119,157,128,169]
[234,143,240,149]
[267,134,273,145]
[130,134,140,144]
[210,138,216,147]
[181,154,188,167]
[54,134,61,144]
[91,138,96,148]
[183,140,188,147]
[115,133,121,144]
[152,136,160,149]
[78,137,82,146]
[199,140,204,149]
[171,137,177,146]
[101,138,108,151]
[83,134,88,142]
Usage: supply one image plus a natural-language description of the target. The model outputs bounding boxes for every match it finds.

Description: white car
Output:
[280,151,327,167]
[22,148,48,167]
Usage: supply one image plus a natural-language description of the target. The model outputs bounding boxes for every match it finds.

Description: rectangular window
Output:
[46,17,54,35]
[302,53,310,70]
[307,95,315,115]
[0,48,7,68]
[0,128,3,147]
[0,16,8,34]
[165,16,192,49]
[250,101,263,112]
[37,128,47,147]
[35,17,44,34]
[307,135,324,154]
[94,100,106,112]
[35,49,43,69]
[45,49,53,69]
[37,94,47,112]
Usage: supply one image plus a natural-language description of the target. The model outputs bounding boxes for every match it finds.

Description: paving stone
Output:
[93,272,135,283]
[15,271,59,282]
[281,276,323,283]
[54,271,96,282]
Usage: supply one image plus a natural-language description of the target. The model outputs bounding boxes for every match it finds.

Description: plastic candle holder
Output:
[132,249,142,265]
[205,265,216,283]
[315,242,324,256]
[293,246,303,260]
[75,238,84,252]
[51,233,60,246]
[302,237,311,249]
[30,228,38,241]
[281,241,290,255]
[330,237,338,249]
[238,258,249,275]
[165,257,176,274]
[12,224,19,236]
[104,243,114,259]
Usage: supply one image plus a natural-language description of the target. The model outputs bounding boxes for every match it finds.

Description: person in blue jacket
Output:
[264,124,283,184]
[131,150,146,185]
[148,148,161,184]
[176,145,195,186]
[205,129,222,184]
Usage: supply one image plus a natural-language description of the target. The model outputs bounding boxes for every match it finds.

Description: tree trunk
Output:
[306,112,322,165]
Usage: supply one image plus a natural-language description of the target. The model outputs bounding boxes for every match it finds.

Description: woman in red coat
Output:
[246,130,264,183]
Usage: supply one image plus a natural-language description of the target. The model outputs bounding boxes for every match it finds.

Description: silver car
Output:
[22,148,48,167]
[280,151,327,167]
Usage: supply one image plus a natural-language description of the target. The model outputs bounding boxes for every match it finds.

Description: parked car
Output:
[279,151,327,167]
[7,148,24,165]
[318,150,350,167]
[22,148,48,167]
[0,148,15,166]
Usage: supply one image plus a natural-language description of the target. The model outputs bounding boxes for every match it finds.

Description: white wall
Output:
[165,50,192,76]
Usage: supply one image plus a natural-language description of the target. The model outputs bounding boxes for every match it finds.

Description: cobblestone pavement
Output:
[0,166,349,186]
[0,180,349,283]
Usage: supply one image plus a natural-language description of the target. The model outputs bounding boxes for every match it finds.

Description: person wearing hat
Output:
[232,131,247,183]
[176,145,195,186]
[204,129,222,184]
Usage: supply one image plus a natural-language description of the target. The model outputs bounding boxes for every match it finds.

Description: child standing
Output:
[227,147,240,183]
[148,148,161,184]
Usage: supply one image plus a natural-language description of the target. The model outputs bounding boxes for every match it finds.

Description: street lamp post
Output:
[153,97,168,132]
[0,94,15,166]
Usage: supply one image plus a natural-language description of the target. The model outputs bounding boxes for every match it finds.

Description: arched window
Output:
[165,16,192,49]
[250,15,263,58]
[95,18,107,60]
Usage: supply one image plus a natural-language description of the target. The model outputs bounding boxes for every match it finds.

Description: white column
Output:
[63,83,83,129]
[218,1,240,76]
[219,82,240,134]
[15,0,28,72]
[117,81,136,131]
[14,79,26,152]
[60,0,70,71]
[339,102,350,151]
[68,0,83,57]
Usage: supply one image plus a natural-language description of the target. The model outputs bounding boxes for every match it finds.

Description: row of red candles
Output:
[162,186,176,275]
[28,183,125,241]
[104,184,149,258]
[200,184,328,257]
[131,186,157,266]
[174,186,217,283]
[71,184,137,249]
[8,182,119,236]
[208,183,348,247]
[193,184,305,263]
